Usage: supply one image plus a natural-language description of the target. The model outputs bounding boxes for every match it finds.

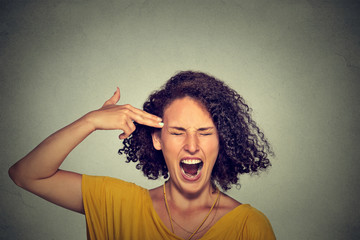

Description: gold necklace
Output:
[171,197,219,235]
[163,183,220,240]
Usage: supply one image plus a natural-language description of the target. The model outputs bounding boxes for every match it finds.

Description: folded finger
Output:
[118,119,136,139]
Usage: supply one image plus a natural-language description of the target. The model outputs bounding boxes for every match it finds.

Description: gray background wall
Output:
[1,0,359,239]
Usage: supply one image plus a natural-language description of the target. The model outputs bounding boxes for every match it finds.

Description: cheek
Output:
[161,133,177,148]
[202,138,220,156]
[160,135,181,159]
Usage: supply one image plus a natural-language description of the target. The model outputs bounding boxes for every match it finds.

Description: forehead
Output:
[163,97,214,127]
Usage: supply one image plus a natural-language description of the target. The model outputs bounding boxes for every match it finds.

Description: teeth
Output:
[181,167,201,178]
[181,159,202,164]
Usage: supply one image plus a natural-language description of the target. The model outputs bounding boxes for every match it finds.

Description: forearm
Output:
[9,114,95,187]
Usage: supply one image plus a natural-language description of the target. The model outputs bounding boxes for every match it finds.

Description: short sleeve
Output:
[82,175,108,239]
[242,207,276,240]
[81,175,145,239]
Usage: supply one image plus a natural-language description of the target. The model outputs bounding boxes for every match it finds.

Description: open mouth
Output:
[180,159,203,178]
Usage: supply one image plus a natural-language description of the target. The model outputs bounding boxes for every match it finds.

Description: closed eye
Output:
[170,132,184,136]
[200,133,213,136]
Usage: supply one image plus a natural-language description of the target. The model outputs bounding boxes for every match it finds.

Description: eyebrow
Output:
[168,126,215,131]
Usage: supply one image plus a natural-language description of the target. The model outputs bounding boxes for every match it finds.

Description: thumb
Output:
[102,87,120,107]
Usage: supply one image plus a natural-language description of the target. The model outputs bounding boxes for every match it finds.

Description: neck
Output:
[165,179,217,210]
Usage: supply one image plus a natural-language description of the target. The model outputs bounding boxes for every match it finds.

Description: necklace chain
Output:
[163,183,220,240]
[171,199,219,235]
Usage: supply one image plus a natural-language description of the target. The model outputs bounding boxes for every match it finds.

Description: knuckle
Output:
[119,118,127,125]
[122,108,130,114]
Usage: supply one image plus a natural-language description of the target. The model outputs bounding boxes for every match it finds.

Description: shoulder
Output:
[237,205,276,239]
[215,194,275,239]
[215,192,241,220]
[219,192,241,209]
[82,174,140,186]
[242,205,271,224]
[82,175,147,197]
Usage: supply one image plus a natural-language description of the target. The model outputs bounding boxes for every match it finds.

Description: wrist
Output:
[79,112,97,133]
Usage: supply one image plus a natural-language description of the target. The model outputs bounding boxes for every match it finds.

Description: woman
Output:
[9,71,275,239]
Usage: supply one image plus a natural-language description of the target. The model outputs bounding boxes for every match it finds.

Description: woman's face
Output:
[152,97,219,194]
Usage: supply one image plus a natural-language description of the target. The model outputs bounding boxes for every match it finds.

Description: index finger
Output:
[126,105,163,128]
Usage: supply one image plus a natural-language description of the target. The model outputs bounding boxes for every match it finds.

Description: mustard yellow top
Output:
[82,175,276,240]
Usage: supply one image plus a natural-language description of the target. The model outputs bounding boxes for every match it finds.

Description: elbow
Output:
[8,165,16,182]
[8,164,24,188]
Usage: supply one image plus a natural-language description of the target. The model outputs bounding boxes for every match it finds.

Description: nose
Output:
[183,133,199,154]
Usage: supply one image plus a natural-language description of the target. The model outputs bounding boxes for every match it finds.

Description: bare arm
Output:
[8,88,163,214]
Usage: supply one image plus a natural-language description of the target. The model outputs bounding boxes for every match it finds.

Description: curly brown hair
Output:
[119,71,273,191]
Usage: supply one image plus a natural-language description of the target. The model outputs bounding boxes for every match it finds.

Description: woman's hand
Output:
[85,87,163,139]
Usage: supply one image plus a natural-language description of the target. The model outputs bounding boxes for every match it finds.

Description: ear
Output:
[151,131,162,150]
